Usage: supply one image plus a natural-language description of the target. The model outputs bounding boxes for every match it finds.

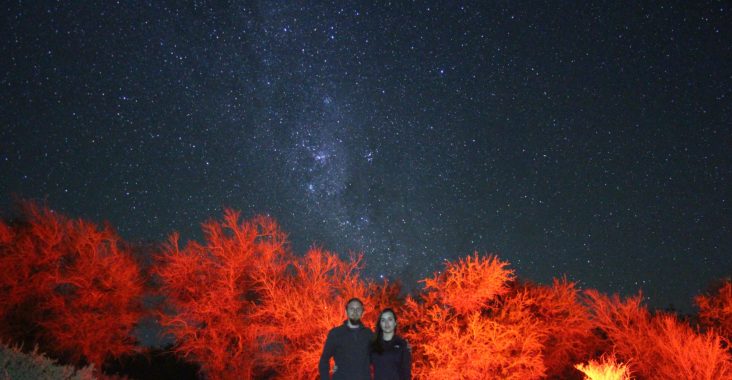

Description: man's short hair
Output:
[345,297,363,309]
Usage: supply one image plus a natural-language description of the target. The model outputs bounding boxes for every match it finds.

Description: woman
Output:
[370,308,411,380]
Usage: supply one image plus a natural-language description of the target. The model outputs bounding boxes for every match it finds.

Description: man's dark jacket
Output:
[318,321,373,380]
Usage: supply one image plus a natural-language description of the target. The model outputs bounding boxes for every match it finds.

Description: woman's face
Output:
[379,311,396,334]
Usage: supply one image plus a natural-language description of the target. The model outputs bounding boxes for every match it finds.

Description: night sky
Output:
[2,2,730,313]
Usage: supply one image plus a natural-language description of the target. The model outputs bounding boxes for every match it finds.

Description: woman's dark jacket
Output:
[370,335,411,380]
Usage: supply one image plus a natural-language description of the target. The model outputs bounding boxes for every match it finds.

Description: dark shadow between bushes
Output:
[104,347,200,380]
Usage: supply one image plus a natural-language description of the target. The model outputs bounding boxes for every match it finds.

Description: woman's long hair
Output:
[372,308,398,354]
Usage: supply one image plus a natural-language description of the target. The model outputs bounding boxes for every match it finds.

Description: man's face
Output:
[346,300,364,324]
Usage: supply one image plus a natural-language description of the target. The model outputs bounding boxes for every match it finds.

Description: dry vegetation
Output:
[1,202,731,379]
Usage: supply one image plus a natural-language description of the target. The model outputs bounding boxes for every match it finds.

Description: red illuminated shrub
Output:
[512,278,601,379]
[585,290,732,380]
[696,279,732,341]
[155,211,288,379]
[422,253,513,315]
[401,254,546,379]
[0,202,144,369]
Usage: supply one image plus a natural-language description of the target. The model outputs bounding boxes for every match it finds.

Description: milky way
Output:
[1,2,730,311]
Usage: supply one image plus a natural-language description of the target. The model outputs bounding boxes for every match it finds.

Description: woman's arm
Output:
[401,339,412,380]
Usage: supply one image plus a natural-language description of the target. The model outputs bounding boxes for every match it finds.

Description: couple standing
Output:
[318,298,412,380]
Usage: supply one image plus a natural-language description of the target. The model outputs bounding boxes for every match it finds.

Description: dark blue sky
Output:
[2,2,730,312]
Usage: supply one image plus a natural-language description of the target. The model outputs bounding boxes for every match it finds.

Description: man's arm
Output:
[318,330,335,380]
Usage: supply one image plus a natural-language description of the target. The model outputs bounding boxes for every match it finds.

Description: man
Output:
[319,298,374,380]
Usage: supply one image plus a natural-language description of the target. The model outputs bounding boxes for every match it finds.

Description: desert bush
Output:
[0,202,144,369]
[421,253,513,315]
[696,278,732,341]
[155,211,288,379]
[508,278,601,379]
[401,254,546,379]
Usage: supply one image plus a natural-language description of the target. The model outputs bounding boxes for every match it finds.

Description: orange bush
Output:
[155,211,288,379]
[402,254,546,379]
[585,290,732,380]
[696,279,732,341]
[0,206,63,327]
[0,202,144,369]
[422,253,513,315]
[521,278,601,379]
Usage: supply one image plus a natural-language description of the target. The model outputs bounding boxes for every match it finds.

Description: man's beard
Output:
[348,318,361,325]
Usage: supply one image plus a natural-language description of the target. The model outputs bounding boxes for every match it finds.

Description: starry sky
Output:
[1,2,730,312]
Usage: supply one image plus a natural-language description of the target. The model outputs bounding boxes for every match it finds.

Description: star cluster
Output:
[1,2,730,312]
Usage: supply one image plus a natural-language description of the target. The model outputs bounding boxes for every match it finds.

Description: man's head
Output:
[345,298,364,326]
